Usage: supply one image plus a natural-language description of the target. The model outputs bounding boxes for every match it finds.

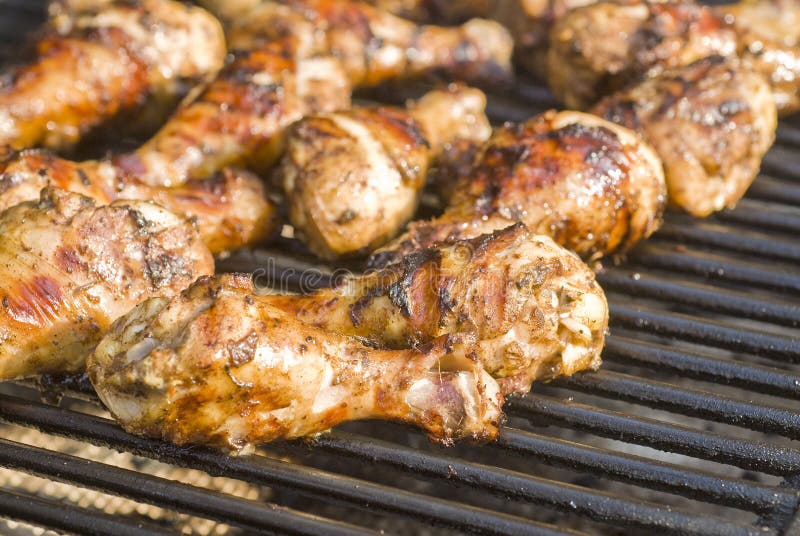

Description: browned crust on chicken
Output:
[593,56,777,216]
[547,1,738,109]
[280,85,490,259]
[370,110,666,265]
[89,274,503,452]
[0,187,214,380]
[0,151,280,254]
[0,0,225,151]
[271,224,608,395]
[113,40,352,187]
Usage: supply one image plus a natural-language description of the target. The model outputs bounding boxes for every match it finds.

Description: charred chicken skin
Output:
[593,56,777,217]
[88,273,503,453]
[199,0,514,87]
[369,110,665,265]
[0,187,214,381]
[0,151,280,254]
[279,85,492,259]
[0,0,226,151]
[269,224,608,396]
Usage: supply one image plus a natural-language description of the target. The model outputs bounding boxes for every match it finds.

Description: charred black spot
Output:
[387,248,441,318]
[228,331,258,367]
[77,168,91,187]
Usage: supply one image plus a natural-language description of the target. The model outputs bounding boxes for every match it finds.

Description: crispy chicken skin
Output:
[88,274,503,453]
[0,151,280,254]
[369,111,665,264]
[593,57,777,217]
[279,85,491,259]
[0,0,225,151]
[270,224,608,396]
[547,1,738,110]
[199,0,514,87]
[716,0,800,115]
[0,187,214,381]
[114,40,352,187]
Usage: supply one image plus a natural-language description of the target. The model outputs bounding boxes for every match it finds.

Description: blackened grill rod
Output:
[0,488,173,536]
[507,395,800,475]
[0,393,563,536]
[557,370,800,438]
[716,199,800,235]
[745,175,800,205]
[603,336,800,398]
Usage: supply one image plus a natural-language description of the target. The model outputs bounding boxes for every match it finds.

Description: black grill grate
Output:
[2,2,800,535]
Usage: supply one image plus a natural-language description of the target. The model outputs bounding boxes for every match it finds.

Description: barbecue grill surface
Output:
[1,2,800,535]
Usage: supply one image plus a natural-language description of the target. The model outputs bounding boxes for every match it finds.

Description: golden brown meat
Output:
[369,110,665,265]
[113,40,352,187]
[0,151,280,254]
[270,224,608,396]
[279,85,491,259]
[547,1,738,110]
[199,0,514,87]
[0,0,225,151]
[0,187,214,381]
[593,56,777,217]
[715,0,800,115]
[88,274,503,453]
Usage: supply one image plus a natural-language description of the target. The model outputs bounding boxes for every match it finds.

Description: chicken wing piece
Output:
[547,1,738,110]
[113,40,352,187]
[269,223,608,396]
[369,110,665,265]
[0,187,214,381]
[0,0,226,151]
[0,151,280,254]
[88,274,503,453]
[715,0,800,115]
[593,56,777,217]
[200,0,514,87]
[279,85,491,259]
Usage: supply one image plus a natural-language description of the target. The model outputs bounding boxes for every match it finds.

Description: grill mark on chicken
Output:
[4,276,65,327]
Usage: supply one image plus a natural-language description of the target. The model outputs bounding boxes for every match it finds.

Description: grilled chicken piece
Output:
[547,1,738,110]
[715,0,800,115]
[279,85,491,259]
[269,224,608,396]
[0,151,279,254]
[89,274,503,453]
[0,187,213,381]
[593,56,777,217]
[369,110,665,265]
[199,0,514,88]
[113,40,352,187]
[0,0,225,152]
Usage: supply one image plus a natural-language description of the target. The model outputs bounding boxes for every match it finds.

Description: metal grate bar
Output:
[603,336,800,398]
[716,199,800,235]
[609,304,800,361]
[0,488,173,536]
[507,395,800,475]
[0,437,376,536]
[746,175,800,205]
[494,429,799,514]
[625,243,800,294]
[762,146,800,180]
[556,370,800,438]
[598,270,800,327]
[0,393,566,536]
[776,124,800,147]
[655,221,800,263]
[312,431,771,536]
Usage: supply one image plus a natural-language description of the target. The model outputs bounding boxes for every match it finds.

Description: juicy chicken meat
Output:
[547,1,738,110]
[0,187,214,381]
[593,56,777,217]
[0,0,225,151]
[269,224,609,396]
[369,110,665,265]
[199,0,514,87]
[279,85,492,259]
[113,40,353,187]
[89,274,503,453]
[716,0,800,115]
[0,151,280,254]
